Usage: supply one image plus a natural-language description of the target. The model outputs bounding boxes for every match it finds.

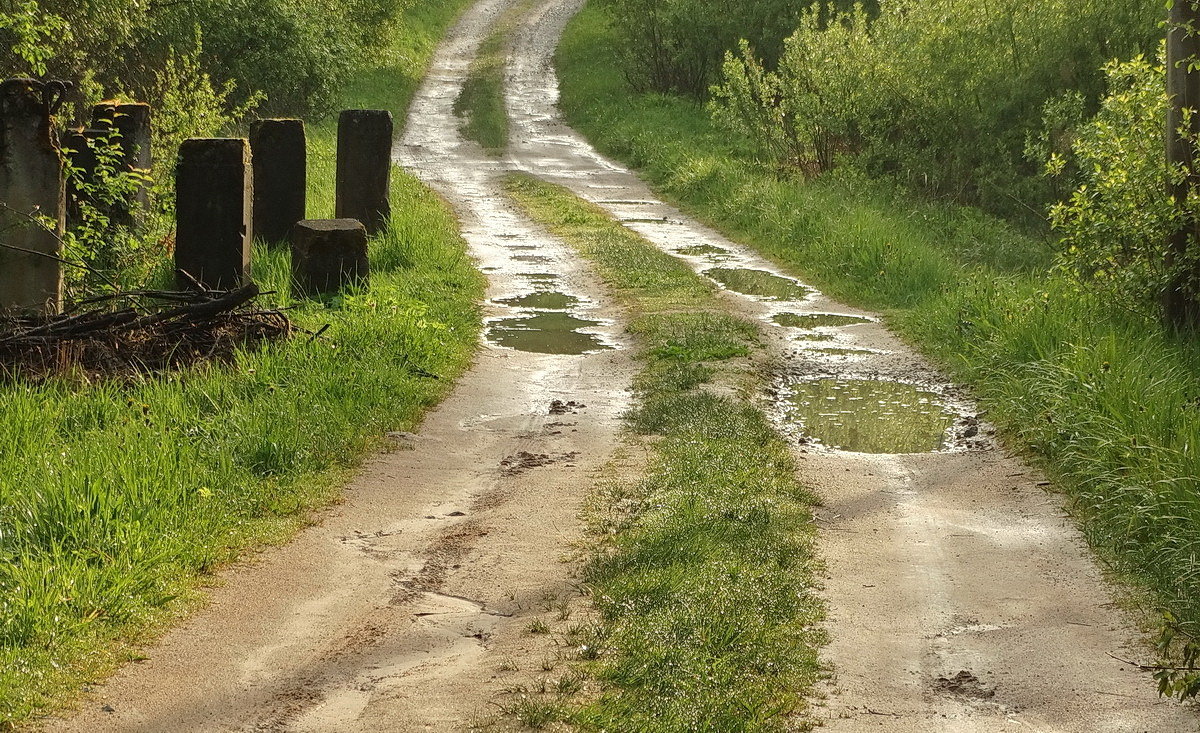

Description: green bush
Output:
[710,0,1161,219]
[596,0,849,98]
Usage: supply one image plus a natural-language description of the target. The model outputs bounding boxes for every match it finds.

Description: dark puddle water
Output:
[488,312,610,355]
[786,379,954,453]
[774,312,871,328]
[676,244,730,258]
[496,291,582,310]
[705,268,810,301]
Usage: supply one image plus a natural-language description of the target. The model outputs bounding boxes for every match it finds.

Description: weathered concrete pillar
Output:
[0,79,64,314]
[290,219,369,296]
[175,138,252,290]
[250,119,306,244]
[335,110,392,235]
[92,102,153,221]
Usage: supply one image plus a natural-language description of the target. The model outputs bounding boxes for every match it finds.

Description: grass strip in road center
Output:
[453,1,530,155]
[503,173,824,731]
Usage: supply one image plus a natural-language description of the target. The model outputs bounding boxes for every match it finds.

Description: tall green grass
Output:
[557,0,1200,661]
[0,0,482,723]
[505,174,823,731]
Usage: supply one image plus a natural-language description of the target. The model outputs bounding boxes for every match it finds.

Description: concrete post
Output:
[250,119,307,244]
[62,128,102,230]
[290,219,369,296]
[335,110,392,235]
[0,79,64,314]
[175,138,252,290]
[92,102,153,222]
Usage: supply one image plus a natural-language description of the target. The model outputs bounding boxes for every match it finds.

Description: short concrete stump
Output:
[291,219,369,296]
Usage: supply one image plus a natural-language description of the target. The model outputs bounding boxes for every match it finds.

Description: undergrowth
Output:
[505,173,823,731]
[0,0,482,723]
[557,0,1200,678]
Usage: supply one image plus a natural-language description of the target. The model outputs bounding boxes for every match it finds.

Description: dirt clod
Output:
[933,670,995,699]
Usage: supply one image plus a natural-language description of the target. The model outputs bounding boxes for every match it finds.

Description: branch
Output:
[1106,651,1200,673]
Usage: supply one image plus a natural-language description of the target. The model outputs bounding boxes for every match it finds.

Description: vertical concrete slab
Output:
[335,110,392,235]
[62,128,103,230]
[0,79,64,314]
[250,119,307,244]
[290,218,369,296]
[174,138,252,290]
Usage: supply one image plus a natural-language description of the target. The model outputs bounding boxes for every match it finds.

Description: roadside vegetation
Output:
[560,0,1200,696]
[504,173,823,730]
[0,0,484,723]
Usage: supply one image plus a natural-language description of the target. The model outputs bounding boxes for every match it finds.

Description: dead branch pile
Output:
[0,282,292,381]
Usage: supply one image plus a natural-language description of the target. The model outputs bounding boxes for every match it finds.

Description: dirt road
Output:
[49,0,1200,729]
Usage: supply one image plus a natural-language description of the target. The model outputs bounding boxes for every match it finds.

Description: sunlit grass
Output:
[506,174,823,731]
[0,0,482,723]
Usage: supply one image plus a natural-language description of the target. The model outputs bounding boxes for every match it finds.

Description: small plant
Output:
[527,618,551,635]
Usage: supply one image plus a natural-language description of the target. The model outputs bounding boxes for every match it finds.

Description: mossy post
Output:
[0,79,65,315]
[290,218,369,296]
[92,101,152,223]
[1166,0,1200,329]
[335,110,392,235]
[175,138,252,290]
[250,119,307,244]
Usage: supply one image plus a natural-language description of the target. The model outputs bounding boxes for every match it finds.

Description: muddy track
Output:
[47,0,1200,730]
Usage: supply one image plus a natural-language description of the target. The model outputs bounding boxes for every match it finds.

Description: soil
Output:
[44,0,1200,730]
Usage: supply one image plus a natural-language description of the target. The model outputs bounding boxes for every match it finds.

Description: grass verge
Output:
[0,0,482,724]
[452,4,523,154]
[504,173,824,731]
[557,0,1200,661]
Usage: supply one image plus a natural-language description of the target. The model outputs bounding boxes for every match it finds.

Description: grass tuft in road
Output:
[0,0,482,723]
[453,5,523,154]
[505,173,824,731]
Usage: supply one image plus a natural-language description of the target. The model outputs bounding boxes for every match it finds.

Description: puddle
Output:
[519,272,560,284]
[794,333,835,342]
[488,312,610,355]
[808,347,876,356]
[512,254,553,263]
[622,217,671,224]
[705,268,810,301]
[676,244,730,258]
[496,291,581,310]
[785,379,954,454]
[774,312,871,328]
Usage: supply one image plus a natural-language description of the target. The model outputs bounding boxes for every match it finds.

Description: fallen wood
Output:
[0,280,290,381]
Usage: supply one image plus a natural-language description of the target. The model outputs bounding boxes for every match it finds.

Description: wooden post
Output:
[250,119,307,244]
[335,110,392,235]
[175,138,252,290]
[0,79,65,315]
[1166,0,1200,328]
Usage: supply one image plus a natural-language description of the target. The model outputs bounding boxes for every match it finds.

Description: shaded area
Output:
[785,379,953,454]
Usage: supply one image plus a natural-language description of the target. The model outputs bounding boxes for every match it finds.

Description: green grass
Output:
[505,173,823,731]
[452,5,522,154]
[557,0,1200,664]
[0,0,483,724]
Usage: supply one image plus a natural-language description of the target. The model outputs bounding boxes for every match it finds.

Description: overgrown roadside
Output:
[0,0,482,724]
[556,0,1200,670]
[502,173,824,731]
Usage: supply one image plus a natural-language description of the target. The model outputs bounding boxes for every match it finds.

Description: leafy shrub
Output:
[1047,55,1186,314]
[597,0,848,98]
[710,0,1161,219]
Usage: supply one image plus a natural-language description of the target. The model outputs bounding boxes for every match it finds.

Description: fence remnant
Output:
[92,101,153,221]
[175,138,252,291]
[290,219,369,295]
[250,118,307,243]
[335,110,392,235]
[0,78,67,315]
[62,128,102,229]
